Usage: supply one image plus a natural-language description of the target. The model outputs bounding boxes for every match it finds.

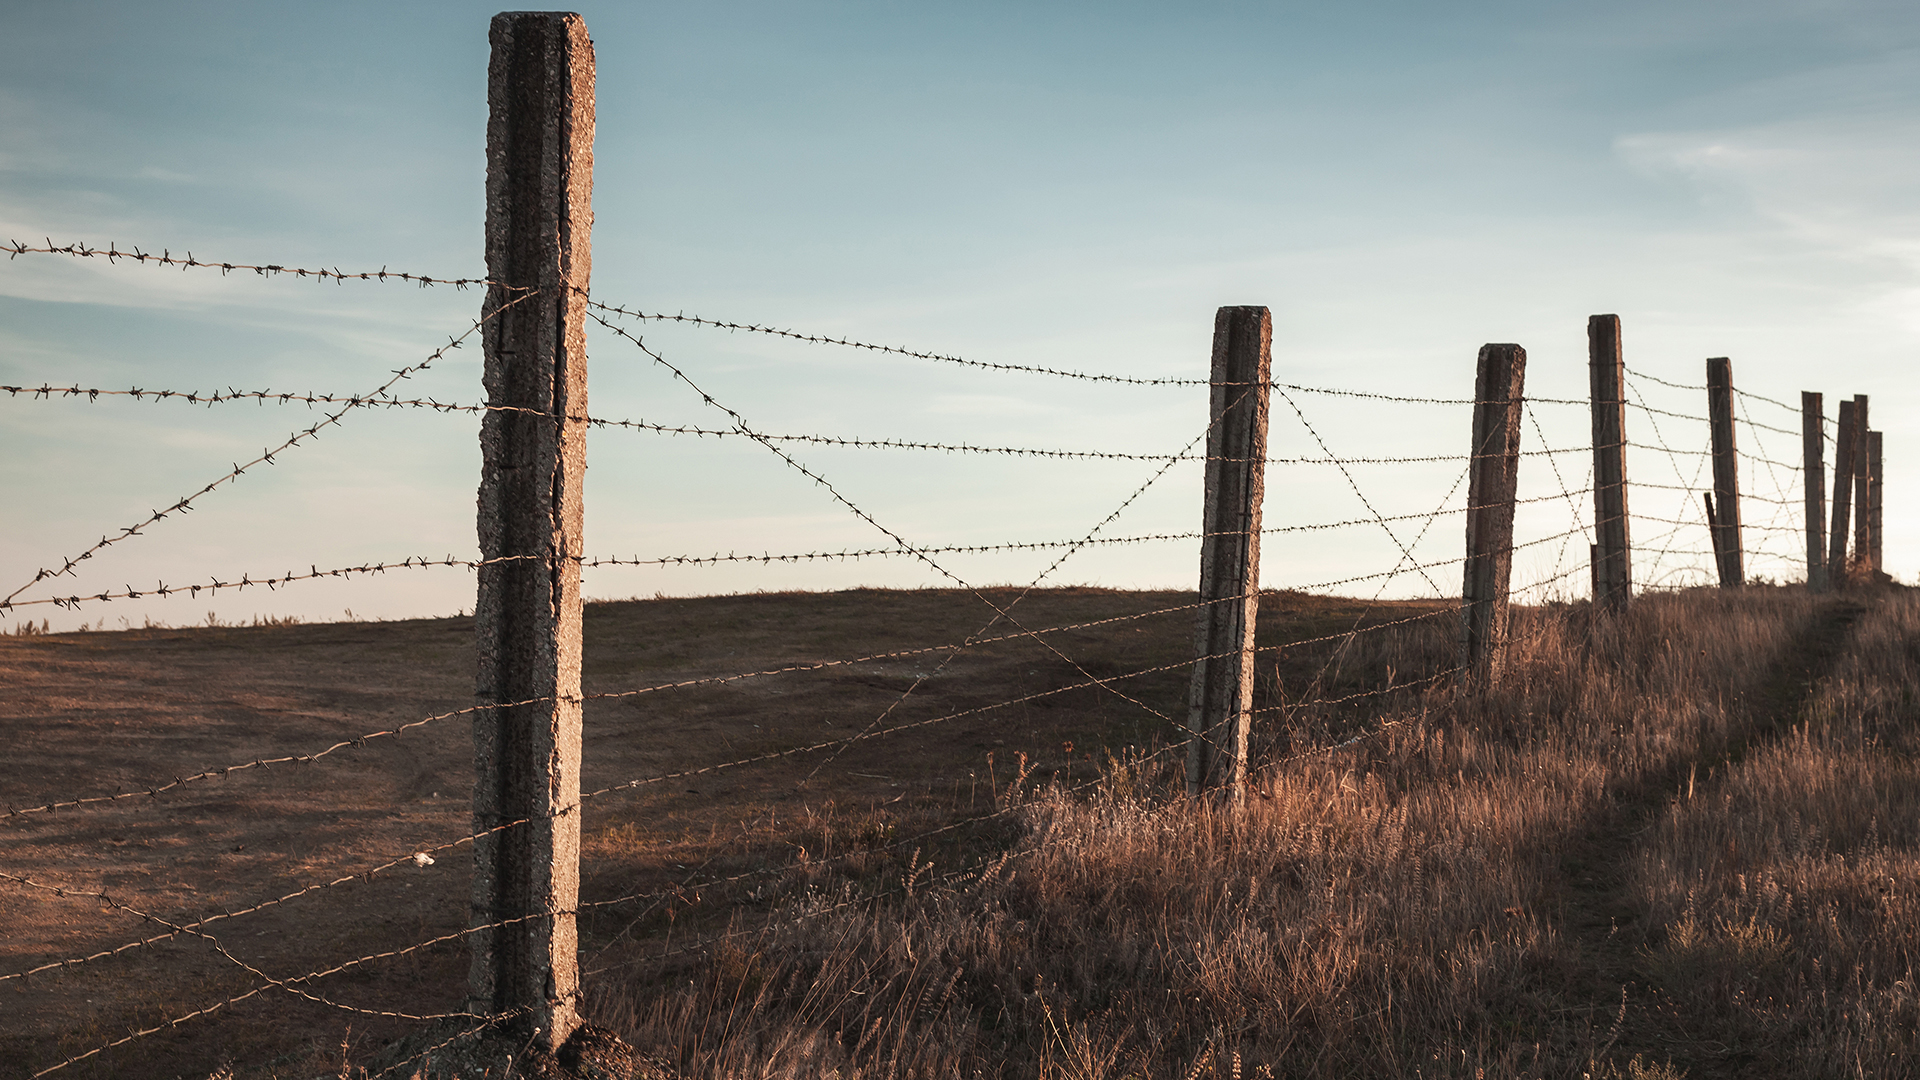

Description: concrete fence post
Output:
[1869,430,1884,573]
[471,10,594,1051]
[1829,398,1857,584]
[1187,306,1271,805]
[1587,315,1630,610]
[1461,344,1525,686]
[1853,396,1871,572]
[1706,358,1742,588]
[1802,392,1827,592]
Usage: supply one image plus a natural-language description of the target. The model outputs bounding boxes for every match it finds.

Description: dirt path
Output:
[1547,595,1866,1076]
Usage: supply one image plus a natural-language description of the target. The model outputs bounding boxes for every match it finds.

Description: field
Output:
[4,583,1918,1078]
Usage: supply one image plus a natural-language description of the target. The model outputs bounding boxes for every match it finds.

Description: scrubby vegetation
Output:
[575,586,1920,1079]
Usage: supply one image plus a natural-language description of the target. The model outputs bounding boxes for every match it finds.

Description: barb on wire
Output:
[0,290,540,612]
[4,239,511,290]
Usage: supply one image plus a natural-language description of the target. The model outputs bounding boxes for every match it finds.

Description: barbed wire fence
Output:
[0,233,1858,1068]
[2,9,1889,1070]
[0,225,1876,1074]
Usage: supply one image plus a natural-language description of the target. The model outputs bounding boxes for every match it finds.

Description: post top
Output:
[490,11,589,33]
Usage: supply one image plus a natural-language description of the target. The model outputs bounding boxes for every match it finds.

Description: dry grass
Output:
[21,585,1907,1078]
[1631,588,1920,1075]
[576,585,1920,1079]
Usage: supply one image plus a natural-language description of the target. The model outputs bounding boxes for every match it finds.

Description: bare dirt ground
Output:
[0,587,1421,1078]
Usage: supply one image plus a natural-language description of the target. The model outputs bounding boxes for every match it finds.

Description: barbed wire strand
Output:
[581,293,1587,405]
[0,290,541,612]
[4,239,510,290]
[0,381,1609,470]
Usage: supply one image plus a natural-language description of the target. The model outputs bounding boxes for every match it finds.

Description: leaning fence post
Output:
[1829,398,1857,583]
[1187,306,1271,805]
[1706,358,1742,588]
[1853,396,1871,573]
[1869,430,1884,573]
[470,11,593,1052]
[1461,344,1526,686]
[1802,392,1827,592]
[1588,315,1631,610]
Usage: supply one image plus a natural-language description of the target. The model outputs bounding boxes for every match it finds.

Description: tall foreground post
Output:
[1461,344,1526,685]
[471,11,593,1050]
[1853,396,1871,570]
[1802,392,1827,592]
[1829,398,1857,583]
[1187,306,1271,803]
[1869,430,1884,573]
[1587,315,1631,610]
[1706,358,1743,588]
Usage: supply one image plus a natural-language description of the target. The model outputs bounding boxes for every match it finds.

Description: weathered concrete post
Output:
[1802,392,1827,592]
[1461,344,1526,686]
[1187,306,1271,805]
[471,10,593,1051]
[1869,430,1884,573]
[1587,315,1630,610]
[1853,396,1871,572]
[1829,398,1857,583]
[1706,358,1742,588]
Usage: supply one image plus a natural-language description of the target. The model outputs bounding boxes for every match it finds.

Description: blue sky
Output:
[0,1,1915,629]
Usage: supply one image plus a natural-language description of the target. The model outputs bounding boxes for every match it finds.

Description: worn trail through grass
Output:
[1552,596,1866,1077]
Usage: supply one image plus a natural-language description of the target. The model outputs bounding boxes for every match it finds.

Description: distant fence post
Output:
[1186,306,1271,805]
[1869,430,1884,573]
[1587,315,1630,610]
[1461,344,1525,686]
[1829,398,1857,583]
[470,11,593,1052]
[1853,396,1871,573]
[1802,392,1827,592]
[1706,358,1743,588]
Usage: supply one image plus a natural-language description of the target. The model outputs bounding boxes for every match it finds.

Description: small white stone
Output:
[413,852,435,868]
